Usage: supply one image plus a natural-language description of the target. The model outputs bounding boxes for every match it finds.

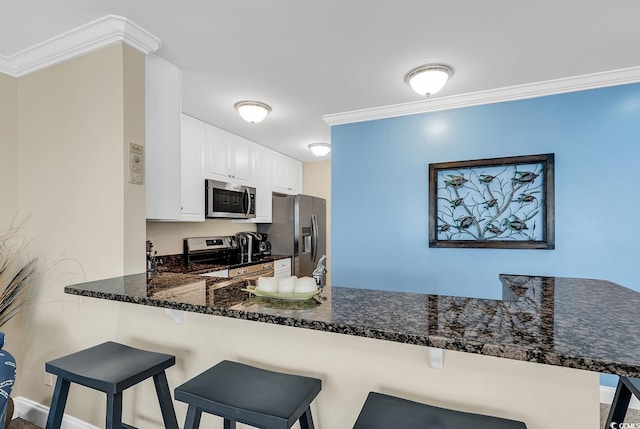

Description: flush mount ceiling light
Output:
[404,63,454,97]
[234,101,272,123]
[308,142,331,157]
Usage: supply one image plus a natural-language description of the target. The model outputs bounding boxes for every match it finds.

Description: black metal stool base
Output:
[605,376,640,429]
[44,342,179,429]
[175,360,321,429]
[353,392,528,429]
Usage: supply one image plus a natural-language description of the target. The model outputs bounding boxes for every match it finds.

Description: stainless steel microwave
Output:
[205,179,256,219]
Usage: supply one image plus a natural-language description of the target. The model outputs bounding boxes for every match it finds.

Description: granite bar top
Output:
[64,273,640,377]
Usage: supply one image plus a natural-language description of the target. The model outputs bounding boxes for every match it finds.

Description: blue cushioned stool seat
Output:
[353,392,527,429]
[174,360,321,429]
[44,341,179,429]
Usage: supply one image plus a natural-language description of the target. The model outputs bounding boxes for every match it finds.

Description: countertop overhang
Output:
[64,272,640,377]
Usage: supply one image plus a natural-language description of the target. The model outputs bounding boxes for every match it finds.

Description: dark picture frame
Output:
[429,153,555,249]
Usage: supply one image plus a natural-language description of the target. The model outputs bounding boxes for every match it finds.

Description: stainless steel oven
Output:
[184,235,273,306]
[202,261,274,306]
[199,261,274,280]
[205,179,256,219]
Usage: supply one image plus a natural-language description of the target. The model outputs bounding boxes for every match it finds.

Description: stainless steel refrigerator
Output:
[258,194,326,277]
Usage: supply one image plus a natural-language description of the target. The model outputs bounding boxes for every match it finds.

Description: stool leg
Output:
[45,377,70,429]
[106,392,123,429]
[298,407,315,429]
[605,379,632,429]
[184,405,202,429]
[153,370,179,429]
[223,419,236,429]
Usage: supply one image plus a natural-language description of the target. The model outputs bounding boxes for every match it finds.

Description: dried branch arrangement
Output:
[0,226,36,328]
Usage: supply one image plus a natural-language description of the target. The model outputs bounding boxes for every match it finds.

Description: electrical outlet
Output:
[44,372,55,387]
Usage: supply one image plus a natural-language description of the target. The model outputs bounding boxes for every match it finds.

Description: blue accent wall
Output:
[331,83,640,387]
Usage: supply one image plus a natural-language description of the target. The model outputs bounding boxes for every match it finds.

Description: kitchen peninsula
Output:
[64,272,626,427]
[65,272,640,377]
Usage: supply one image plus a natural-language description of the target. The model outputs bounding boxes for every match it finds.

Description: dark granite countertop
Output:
[64,272,640,377]
[159,254,291,275]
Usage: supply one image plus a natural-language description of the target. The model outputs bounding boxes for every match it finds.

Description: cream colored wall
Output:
[147,221,256,256]
[7,48,600,429]
[123,45,147,274]
[0,72,18,230]
[14,44,146,418]
[17,44,129,280]
[0,72,27,393]
[303,160,331,284]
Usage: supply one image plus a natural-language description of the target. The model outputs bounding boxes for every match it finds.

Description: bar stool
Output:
[353,392,527,429]
[174,360,321,429]
[605,376,640,428]
[44,341,179,429]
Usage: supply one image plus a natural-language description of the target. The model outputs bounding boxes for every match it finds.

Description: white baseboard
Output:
[600,386,640,410]
[13,397,100,429]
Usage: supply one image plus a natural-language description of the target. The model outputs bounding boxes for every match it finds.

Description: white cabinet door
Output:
[203,124,231,182]
[233,144,272,224]
[271,152,287,194]
[252,145,272,222]
[180,114,204,220]
[204,124,252,185]
[229,133,252,185]
[289,159,302,195]
[146,54,182,220]
[146,56,204,221]
[272,152,302,195]
[274,258,292,278]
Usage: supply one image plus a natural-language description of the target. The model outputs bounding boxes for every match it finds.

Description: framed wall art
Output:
[429,153,554,249]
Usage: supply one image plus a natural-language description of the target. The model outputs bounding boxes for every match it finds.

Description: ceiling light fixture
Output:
[234,101,272,123]
[404,63,454,97]
[308,142,331,157]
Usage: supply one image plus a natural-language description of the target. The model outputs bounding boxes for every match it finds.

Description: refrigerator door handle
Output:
[311,214,319,263]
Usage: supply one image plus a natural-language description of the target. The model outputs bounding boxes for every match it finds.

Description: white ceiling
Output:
[3,1,640,162]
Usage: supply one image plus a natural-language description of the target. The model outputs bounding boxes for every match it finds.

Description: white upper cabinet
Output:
[272,151,302,195]
[235,144,272,223]
[146,55,204,222]
[146,55,303,224]
[179,114,205,221]
[204,124,252,185]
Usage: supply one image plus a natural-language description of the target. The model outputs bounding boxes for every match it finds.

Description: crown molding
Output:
[323,66,640,126]
[0,14,161,77]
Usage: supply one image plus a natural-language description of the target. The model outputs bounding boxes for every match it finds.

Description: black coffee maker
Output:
[236,232,271,263]
[256,233,271,257]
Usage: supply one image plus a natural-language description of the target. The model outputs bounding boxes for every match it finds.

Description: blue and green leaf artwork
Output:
[436,162,545,242]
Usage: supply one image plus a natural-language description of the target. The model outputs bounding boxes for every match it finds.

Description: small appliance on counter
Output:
[257,233,271,256]
[235,232,271,264]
